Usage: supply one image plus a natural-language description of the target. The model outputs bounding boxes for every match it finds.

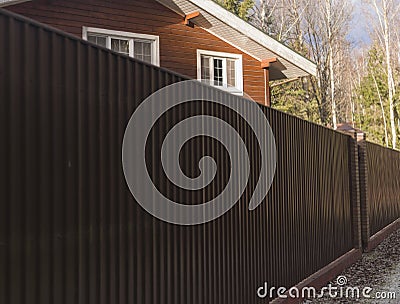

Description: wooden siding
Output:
[7,0,265,103]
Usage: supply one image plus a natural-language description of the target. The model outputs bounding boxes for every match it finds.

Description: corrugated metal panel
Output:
[366,142,400,237]
[0,9,354,304]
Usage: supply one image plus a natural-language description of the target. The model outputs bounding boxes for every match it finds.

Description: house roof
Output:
[0,0,30,7]
[156,0,317,80]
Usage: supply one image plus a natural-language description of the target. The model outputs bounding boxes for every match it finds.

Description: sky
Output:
[252,0,372,46]
[348,0,372,46]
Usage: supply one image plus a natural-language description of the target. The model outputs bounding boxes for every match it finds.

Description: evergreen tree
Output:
[216,0,255,20]
[355,44,400,146]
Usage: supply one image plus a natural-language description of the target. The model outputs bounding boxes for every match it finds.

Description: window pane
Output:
[213,58,223,86]
[144,55,152,63]
[201,56,210,82]
[87,34,107,48]
[111,39,118,51]
[227,59,236,88]
[134,40,152,64]
[121,40,130,54]
[198,53,241,91]
[111,38,129,55]
[143,43,151,56]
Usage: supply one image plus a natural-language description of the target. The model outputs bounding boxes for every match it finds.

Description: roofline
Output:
[4,0,316,77]
[186,0,317,77]
[0,0,31,8]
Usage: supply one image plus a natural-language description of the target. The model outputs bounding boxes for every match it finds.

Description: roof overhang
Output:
[156,0,317,80]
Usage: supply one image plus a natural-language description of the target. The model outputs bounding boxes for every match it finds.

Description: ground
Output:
[303,228,400,303]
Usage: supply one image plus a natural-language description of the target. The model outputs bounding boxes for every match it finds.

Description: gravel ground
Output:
[303,228,400,303]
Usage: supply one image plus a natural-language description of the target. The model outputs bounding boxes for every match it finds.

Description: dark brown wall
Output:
[7,0,266,103]
[1,9,356,304]
[366,142,400,236]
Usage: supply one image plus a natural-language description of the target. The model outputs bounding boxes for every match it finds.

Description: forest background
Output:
[216,0,400,149]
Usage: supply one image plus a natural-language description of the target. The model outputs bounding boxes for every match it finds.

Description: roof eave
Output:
[0,0,31,8]
[187,0,316,77]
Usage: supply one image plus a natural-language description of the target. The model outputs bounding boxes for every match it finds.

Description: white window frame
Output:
[197,49,243,96]
[82,27,160,66]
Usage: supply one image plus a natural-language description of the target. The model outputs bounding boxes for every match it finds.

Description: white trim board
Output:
[156,0,316,77]
[82,26,160,66]
[0,0,31,8]
[187,0,316,76]
[197,49,244,96]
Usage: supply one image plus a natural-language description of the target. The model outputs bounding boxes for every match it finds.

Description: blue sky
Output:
[348,0,372,45]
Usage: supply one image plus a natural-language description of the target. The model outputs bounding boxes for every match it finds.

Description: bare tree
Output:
[351,49,368,128]
[372,72,390,146]
[325,0,337,128]
[252,0,310,45]
[303,0,353,127]
[253,0,357,130]
[366,0,400,148]
[252,0,278,34]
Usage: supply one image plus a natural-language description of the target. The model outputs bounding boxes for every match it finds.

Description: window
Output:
[82,27,159,66]
[197,50,243,95]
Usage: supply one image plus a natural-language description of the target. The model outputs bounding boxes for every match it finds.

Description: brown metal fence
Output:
[1,9,355,304]
[366,142,400,237]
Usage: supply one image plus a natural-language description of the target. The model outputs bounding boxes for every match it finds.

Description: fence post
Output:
[356,132,370,250]
[348,132,362,249]
[337,124,364,250]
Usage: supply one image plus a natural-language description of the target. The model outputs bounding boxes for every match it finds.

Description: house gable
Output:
[6,0,267,103]
[156,0,317,79]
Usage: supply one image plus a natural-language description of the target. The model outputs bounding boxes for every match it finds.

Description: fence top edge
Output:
[0,8,354,141]
[366,140,400,153]
[0,7,190,80]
